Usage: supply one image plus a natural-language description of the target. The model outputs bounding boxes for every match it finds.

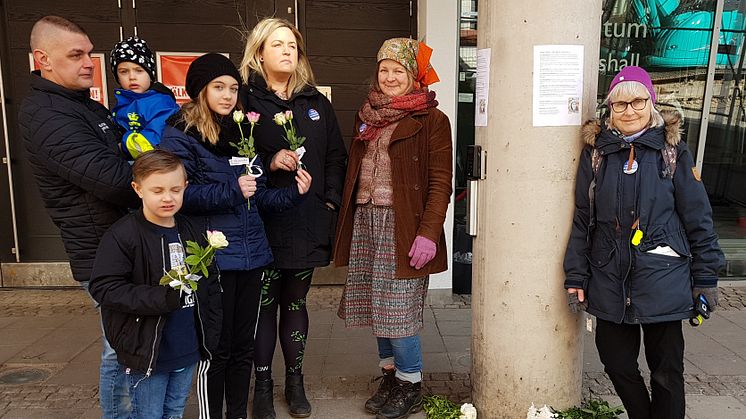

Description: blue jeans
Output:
[126,363,196,419]
[82,281,131,418]
[377,335,422,383]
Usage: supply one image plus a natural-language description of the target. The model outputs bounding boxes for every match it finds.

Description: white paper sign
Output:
[474,48,491,127]
[229,157,252,166]
[532,45,584,127]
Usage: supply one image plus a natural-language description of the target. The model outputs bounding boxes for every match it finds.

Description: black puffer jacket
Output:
[18,71,139,281]
[564,111,724,324]
[89,211,222,373]
[241,73,347,268]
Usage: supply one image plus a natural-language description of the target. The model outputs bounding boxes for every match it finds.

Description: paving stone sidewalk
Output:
[2,285,746,418]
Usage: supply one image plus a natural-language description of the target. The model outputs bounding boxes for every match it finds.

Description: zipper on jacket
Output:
[619,160,635,321]
[132,315,161,388]
[133,235,168,387]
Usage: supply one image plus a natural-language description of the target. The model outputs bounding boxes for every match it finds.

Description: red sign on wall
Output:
[157,52,230,105]
[29,53,108,108]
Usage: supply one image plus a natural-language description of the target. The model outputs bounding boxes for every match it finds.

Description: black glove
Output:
[568,292,588,314]
[693,287,718,312]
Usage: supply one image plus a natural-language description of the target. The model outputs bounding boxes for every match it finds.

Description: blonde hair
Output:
[605,81,664,130]
[179,89,222,145]
[239,17,315,94]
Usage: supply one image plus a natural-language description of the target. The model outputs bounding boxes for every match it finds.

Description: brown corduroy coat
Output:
[333,107,453,278]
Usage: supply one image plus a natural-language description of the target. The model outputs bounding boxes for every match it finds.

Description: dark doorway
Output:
[0,0,415,276]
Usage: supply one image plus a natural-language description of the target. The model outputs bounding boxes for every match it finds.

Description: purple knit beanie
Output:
[608,66,656,104]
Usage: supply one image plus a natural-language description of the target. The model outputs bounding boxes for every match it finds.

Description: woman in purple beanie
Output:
[563,66,724,419]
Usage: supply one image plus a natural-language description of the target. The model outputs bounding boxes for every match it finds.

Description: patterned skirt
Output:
[338,204,428,338]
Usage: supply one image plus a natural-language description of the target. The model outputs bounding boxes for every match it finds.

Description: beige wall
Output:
[419,0,459,289]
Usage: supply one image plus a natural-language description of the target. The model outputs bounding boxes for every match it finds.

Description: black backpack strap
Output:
[587,148,602,243]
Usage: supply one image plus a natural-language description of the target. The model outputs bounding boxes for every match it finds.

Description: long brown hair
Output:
[179,88,222,144]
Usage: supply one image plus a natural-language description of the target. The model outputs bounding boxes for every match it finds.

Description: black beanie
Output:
[110,37,157,82]
[185,53,242,100]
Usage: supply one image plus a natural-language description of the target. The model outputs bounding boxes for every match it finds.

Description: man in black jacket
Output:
[18,16,139,418]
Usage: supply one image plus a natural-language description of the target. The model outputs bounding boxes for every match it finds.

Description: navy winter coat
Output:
[241,73,347,268]
[564,110,724,324]
[159,121,303,272]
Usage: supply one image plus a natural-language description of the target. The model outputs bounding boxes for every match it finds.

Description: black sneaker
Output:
[365,368,397,413]
[375,378,423,419]
[252,378,276,419]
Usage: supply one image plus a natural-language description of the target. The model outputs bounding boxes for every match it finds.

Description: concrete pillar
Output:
[471,1,602,417]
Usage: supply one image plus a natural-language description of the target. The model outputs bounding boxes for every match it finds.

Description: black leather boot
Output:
[285,373,311,417]
[365,368,397,413]
[376,378,423,419]
[252,379,276,419]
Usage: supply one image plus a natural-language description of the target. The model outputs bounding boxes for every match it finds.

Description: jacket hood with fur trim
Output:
[581,109,682,147]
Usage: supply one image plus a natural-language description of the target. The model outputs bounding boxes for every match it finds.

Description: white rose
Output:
[273,112,287,126]
[460,403,477,419]
[537,406,556,419]
[207,230,229,249]
[232,110,244,123]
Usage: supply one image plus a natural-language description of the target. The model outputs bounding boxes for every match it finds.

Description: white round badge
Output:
[623,160,638,175]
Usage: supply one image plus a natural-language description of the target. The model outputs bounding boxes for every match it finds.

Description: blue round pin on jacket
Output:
[308,108,320,121]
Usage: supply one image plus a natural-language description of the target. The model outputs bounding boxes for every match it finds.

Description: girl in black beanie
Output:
[159,53,312,419]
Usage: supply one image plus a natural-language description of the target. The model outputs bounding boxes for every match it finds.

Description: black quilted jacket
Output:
[18,71,139,281]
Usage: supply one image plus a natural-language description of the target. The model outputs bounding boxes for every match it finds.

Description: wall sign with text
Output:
[156,52,229,105]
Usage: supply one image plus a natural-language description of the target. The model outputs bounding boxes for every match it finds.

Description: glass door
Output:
[452,0,478,294]
[701,0,746,277]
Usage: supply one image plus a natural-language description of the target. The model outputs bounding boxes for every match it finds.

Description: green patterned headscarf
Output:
[376,37,439,86]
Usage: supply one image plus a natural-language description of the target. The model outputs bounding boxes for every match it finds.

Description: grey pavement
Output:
[1,285,746,418]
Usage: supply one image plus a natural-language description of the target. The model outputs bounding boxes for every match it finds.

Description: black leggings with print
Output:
[253,267,314,380]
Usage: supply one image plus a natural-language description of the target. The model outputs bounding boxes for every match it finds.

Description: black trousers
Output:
[207,269,263,419]
[595,318,685,419]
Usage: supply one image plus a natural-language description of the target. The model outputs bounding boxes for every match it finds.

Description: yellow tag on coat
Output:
[631,230,643,246]
[692,167,702,182]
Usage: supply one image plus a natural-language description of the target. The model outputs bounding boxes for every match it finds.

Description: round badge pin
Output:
[308,108,320,121]
[359,123,367,133]
[623,160,639,174]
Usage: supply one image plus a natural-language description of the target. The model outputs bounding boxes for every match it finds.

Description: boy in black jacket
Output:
[90,150,222,419]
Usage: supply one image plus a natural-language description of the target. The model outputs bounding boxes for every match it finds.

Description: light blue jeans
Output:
[126,363,196,419]
[376,334,422,383]
[82,281,131,418]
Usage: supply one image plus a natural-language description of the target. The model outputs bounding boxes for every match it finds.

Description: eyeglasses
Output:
[611,98,649,113]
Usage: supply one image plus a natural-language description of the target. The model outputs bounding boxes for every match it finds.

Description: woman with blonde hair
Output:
[159,53,312,419]
[239,17,346,419]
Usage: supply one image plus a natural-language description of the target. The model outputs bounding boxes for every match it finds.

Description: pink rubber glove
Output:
[408,235,437,270]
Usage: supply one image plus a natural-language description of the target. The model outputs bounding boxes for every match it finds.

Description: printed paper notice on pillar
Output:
[474,48,491,127]
[532,45,584,127]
